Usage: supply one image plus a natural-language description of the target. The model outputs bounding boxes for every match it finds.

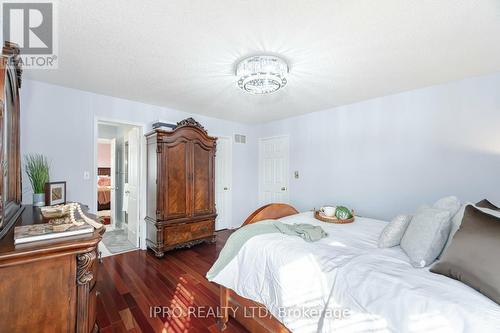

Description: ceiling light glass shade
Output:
[236,55,288,94]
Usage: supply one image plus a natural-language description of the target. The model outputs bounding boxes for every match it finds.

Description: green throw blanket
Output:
[206,220,328,280]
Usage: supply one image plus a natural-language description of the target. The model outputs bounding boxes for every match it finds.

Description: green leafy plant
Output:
[24,154,50,194]
[335,206,353,220]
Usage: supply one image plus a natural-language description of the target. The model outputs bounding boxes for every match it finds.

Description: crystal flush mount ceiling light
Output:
[236,55,289,94]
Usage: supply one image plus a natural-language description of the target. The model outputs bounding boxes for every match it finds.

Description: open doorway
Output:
[96,121,141,255]
[97,138,115,226]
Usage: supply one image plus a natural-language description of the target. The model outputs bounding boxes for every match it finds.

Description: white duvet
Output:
[210,212,500,333]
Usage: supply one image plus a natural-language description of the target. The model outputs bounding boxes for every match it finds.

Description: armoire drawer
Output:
[190,220,214,239]
[163,220,214,246]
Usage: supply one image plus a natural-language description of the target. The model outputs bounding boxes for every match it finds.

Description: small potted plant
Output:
[24,154,50,206]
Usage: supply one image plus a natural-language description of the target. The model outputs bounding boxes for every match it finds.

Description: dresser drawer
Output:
[163,220,214,246]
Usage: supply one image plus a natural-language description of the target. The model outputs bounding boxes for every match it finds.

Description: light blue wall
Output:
[20,72,500,224]
[20,80,258,228]
[257,73,500,220]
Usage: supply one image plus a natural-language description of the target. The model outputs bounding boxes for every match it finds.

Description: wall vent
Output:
[234,134,246,144]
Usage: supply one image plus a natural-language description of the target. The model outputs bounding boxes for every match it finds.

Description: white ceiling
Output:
[25,0,500,124]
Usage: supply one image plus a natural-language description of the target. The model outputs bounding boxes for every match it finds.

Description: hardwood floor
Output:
[96,230,248,333]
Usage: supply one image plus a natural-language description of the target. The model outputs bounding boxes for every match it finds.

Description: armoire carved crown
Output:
[174,117,207,133]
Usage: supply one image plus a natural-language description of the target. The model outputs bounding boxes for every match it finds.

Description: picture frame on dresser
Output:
[45,181,67,206]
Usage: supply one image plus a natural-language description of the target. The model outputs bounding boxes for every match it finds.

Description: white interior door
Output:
[259,136,290,205]
[215,136,232,230]
[109,139,116,227]
[126,127,140,246]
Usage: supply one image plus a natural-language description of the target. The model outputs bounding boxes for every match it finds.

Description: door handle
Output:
[281,187,287,191]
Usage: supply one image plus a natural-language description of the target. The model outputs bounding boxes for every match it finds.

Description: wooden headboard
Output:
[242,203,299,226]
[97,167,111,176]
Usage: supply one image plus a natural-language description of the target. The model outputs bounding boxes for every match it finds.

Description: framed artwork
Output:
[44,181,66,206]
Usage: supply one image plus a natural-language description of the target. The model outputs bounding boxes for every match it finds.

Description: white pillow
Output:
[433,196,461,216]
[378,215,412,248]
[400,207,452,267]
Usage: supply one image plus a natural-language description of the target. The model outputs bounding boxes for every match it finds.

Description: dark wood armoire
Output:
[145,118,217,258]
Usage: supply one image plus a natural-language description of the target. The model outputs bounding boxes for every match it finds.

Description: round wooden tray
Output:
[314,210,355,224]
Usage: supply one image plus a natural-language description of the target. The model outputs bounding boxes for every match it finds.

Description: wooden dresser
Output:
[0,41,103,332]
[145,118,217,257]
[0,206,105,333]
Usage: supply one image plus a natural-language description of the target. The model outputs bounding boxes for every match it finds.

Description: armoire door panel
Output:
[162,141,189,219]
[192,142,213,216]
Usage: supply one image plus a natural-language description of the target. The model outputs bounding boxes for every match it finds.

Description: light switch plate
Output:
[294,171,299,179]
[84,171,90,180]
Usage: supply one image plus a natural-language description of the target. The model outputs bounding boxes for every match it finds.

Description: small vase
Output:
[33,193,45,207]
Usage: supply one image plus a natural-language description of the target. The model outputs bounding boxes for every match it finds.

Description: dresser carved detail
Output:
[77,250,97,285]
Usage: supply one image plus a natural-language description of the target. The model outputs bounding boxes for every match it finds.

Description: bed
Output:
[211,204,500,333]
[97,167,111,211]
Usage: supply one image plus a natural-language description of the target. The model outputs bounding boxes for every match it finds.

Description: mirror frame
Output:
[0,42,23,239]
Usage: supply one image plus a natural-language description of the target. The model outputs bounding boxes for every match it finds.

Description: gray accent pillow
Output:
[400,208,451,267]
[431,206,500,305]
[378,215,412,248]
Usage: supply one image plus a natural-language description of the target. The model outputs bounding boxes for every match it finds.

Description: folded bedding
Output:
[206,220,327,280]
[208,211,500,333]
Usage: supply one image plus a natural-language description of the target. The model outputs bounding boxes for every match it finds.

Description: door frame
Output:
[124,127,140,247]
[213,135,233,230]
[258,135,290,205]
[93,117,147,250]
[97,138,116,230]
